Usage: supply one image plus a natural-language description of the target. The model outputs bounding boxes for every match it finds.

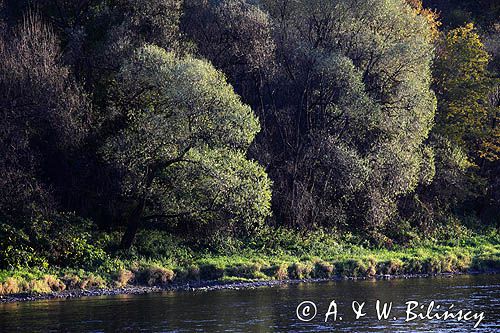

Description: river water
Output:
[0,274,498,332]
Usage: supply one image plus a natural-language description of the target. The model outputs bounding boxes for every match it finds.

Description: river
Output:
[1,274,498,332]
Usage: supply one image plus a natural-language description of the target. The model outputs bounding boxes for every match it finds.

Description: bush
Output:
[28,275,66,293]
[405,258,425,274]
[79,274,107,289]
[288,262,314,279]
[263,263,288,280]
[225,263,263,279]
[0,223,48,269]
[1,214,108,270]
[471,254,500,272]
[1,277,20,294]
[314,261,335,278]
[199,264,225,280]
[30,214,108,269]
[146,266,175,286]
[62,273,82,290]
[0,275,66,295]
[114,269,134,287]
[132,264,175,286]
[336,260,368,278]
[424,257,442,274]
[132,230,194,265]
[365,257,377,277]
[377,259,404,275]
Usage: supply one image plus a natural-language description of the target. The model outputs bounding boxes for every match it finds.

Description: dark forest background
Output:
[0,0,498,270]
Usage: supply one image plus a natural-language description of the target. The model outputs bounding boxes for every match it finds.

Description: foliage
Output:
[0,11,90,218]
[422,0,500,29]
[0,214,108,270]
[1,229,498,294]
[102,45,271,248]
[183,0,275,81]
[0,223,48,270]
[0,0,498,293]
[229,0,436,239]
[434,23,495,157]
[406,0,441,41]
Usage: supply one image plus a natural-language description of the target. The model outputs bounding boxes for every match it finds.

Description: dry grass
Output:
[115,269,135,287]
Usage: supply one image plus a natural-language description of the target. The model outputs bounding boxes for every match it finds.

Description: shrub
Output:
[424,257,442,274]
[115,269,134,287]
[471,254,500,272]
[265,263,288,280]
[31,214,108,269]
[377,259,404,275]
[25,276,65,294]
[314,261,335,278]
[365,257,377,277]
[0,223,48,269]
[132,231,193,265]
[440,255,455,273]
[133,264,175,286]
[80,274,107,289]
[455,254,472,271]
[1,214,108,270]
[405,258,425,274]
[199,264,225,280]
[146,266,175,286]
[188,265,201,281]
[225,263,262,279]
[2,277,20,294]
[336,259,368,278]
[43,275,66,292]
[288,262,314,279]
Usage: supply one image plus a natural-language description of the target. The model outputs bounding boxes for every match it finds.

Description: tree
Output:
[102,45,271,249]
[434,23,494,157]
[182,0,274,77]
[422,0,500,29]
[433,24,499,220]
[406,0,441,41]
[0,11,90,219]
[186,0,437,241]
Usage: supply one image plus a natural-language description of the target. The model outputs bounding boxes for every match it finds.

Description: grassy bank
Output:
[1,229,499,296]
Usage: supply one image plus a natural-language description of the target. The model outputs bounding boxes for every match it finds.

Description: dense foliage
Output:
[0,0,498,273]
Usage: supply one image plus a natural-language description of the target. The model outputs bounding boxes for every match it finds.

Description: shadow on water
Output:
[0,274,499,332]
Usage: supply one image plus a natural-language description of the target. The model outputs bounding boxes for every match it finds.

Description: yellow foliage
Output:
[405,0,441,41]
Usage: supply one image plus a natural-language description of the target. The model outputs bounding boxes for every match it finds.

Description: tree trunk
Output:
[119,199,145,250]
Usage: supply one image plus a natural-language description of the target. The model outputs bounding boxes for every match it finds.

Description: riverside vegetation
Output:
[0,0,499,296]
[1,225,498,295]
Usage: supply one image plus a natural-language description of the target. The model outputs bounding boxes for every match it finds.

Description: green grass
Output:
[1,230,499,295]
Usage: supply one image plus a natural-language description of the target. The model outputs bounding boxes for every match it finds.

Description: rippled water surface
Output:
[1,274,498,332]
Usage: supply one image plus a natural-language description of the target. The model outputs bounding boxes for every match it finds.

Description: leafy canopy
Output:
[102,45,271,247]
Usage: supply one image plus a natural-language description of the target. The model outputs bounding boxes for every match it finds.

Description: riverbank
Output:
[1,231,499,303]
[1,228,498,301]
[1,271,499,304]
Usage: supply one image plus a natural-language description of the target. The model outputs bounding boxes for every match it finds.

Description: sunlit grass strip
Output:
[1,242,498,295]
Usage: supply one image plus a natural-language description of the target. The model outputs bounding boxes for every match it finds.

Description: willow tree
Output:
[186,0,437,240]
[102,45,271,249]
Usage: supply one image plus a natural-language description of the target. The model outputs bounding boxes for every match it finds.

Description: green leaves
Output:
[252,0,437,234]
[102,44,271,243]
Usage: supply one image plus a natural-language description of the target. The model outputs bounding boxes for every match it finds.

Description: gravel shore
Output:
[2,272,490,304]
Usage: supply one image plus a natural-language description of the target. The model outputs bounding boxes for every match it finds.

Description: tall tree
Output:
[102,45,271,249]
[405,23,499,231]
[185,0,437,241]
[434,23,495,159]
[0,11,90,219]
